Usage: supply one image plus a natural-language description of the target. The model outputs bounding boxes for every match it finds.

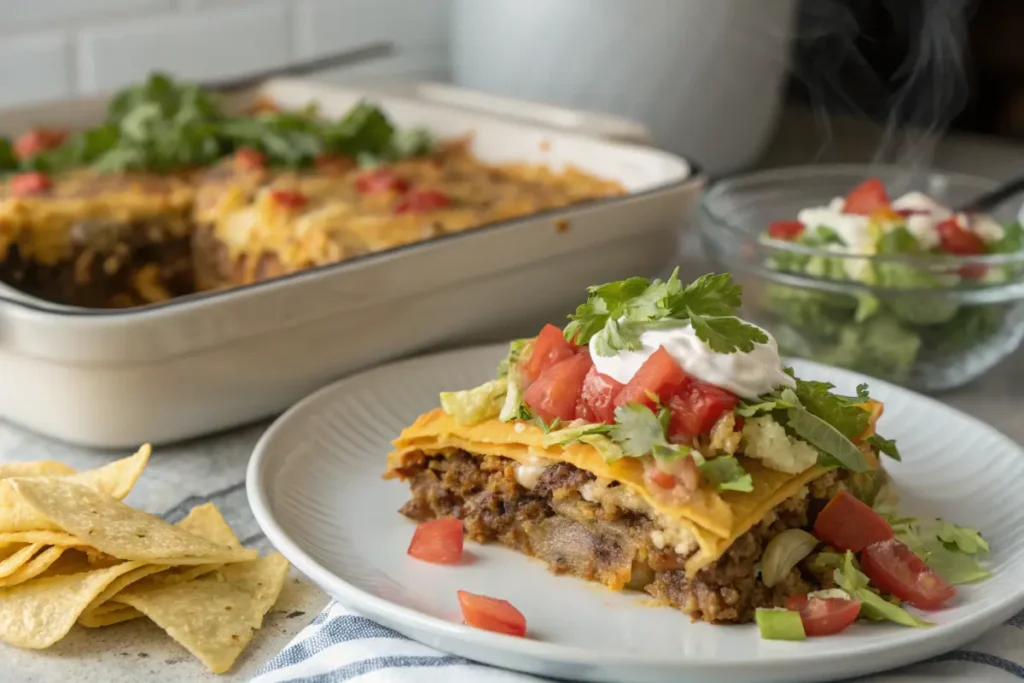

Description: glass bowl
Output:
[698,164,1024,392]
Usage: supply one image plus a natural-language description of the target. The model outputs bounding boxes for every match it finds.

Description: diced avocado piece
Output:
[755,608,806,641]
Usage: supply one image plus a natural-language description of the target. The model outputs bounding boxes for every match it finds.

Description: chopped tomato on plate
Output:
[407,517,464,565]
[666,381,739,443]
[355,168,409,194]
[395,188,451,214]
[13,128,66,160]
[268,189,308,209]
[576,366,624,423]
[523,352,593,423]
[234,147,266,171]
[767,220,805,240]
[522,324,575,385]
[647,468,679,490]
[812,490,893,552]
[9,172,51,196]
[785,594,862,636]
[614,347,688,410]
[861,538,957,610]
[843,178,890,215]
[457,590,527,637]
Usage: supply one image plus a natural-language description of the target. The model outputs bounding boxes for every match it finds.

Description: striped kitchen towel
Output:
[252,601,1024,682]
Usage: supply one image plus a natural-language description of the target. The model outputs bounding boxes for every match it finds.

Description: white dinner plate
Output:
[247,344,1024,683]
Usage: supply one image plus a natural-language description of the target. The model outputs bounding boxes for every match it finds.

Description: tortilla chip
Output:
[0,445,151,534]
[78,504,240,621]
[115,553,289,673]
[0,544,41,579]
[0,462,76,479]
[8,478,256,565]
[0,531,85,547]
[0,561,144,648]
[78,606,144,628]
[0,546,68,587]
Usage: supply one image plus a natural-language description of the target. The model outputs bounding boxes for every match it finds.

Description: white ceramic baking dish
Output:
[0,79,702,449]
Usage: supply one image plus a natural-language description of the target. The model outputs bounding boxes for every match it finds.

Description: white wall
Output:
[0,0,452,107]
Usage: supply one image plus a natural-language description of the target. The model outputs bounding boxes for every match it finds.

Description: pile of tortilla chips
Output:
[0,445,289,674]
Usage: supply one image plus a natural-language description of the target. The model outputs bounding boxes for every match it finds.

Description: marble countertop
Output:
[1,111,1021,682]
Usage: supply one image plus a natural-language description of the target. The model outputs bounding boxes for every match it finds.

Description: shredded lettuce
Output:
[439,378,507,426]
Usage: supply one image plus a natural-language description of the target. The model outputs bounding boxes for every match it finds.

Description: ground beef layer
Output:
[393,450,846,623]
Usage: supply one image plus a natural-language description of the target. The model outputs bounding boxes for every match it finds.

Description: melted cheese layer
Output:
[385,408,875,574]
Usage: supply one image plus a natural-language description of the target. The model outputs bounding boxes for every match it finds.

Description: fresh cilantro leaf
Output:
[609,404,672,457]
[700,456,754,492]
[668,273,743,317]
[688,312,769,354]
[865,434,901,461]
[935,521,989,555]
[784,406,868,472]
[590,318,644,357]
[794,378,869,440]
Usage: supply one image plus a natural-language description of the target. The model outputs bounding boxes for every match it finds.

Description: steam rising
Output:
[791,0,972,171]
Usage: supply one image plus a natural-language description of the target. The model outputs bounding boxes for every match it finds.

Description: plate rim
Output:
[246,342,1024,671]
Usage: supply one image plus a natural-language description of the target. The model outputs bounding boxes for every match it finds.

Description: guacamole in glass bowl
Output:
[698,165,1024,391]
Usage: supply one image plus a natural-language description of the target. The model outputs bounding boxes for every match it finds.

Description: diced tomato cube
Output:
[9,172,51,197]
[522,324,576,385]
[523,353,593,423]
[235,147,266,171]
[843,178,891,215]
[767,220,805,240]
[355,168,409,194]
[666,381,740,443]
[614,347,688,410]
[457,590,527,637]
[812,490,893,552]
[268,189,308,209]
[407,517,464,565]
[395,188,450,214]
[784,594,862,636]
[576,366,625,424]
[13,129,66,160]
[861,538,956,610]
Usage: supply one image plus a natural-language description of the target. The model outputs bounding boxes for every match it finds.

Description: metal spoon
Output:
[955,172,1024,214]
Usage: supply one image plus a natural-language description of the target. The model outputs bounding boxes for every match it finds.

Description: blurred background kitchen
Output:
[1,0,1020,177]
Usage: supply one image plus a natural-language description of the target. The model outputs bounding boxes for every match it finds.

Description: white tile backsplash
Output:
[0,0,173,32]
[0,32,72,108]
[0,0,452,106]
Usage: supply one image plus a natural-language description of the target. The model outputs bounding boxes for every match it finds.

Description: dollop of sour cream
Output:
[589,321,794,400]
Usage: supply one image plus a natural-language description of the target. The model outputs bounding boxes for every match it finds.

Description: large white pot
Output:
[450,0,797,176]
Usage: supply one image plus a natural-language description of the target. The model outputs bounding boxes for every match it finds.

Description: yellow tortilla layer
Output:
[386,408,882,573]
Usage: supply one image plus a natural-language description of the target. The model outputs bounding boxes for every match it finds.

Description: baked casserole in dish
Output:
[0,74,623,308]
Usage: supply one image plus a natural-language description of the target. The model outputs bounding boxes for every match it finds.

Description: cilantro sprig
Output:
[10,72,433,176]
[564,270,768,356]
